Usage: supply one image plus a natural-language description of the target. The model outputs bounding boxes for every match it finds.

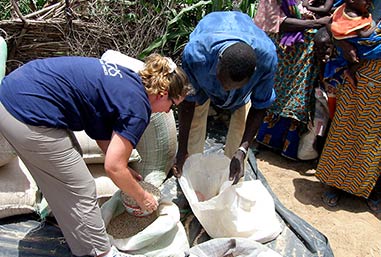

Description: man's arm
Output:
[229,107,266,184]
[171,100,196,177]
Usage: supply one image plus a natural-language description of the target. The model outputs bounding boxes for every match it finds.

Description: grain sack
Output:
[101,188,189,257]
[88,164,119,200]
[0,157,39,219]
[0,36,6,81]
[129,111,177,187]
[0,38,16,168]
[188,238,282,257]
[73,131,141,164]
[178,153,282,243]
[0,133,17,167]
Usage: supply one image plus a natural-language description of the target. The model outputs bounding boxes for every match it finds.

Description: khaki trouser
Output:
[0,103,110,256]
[188,99,251,159]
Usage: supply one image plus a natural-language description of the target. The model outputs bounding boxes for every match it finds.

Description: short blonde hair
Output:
[139,53,192,99]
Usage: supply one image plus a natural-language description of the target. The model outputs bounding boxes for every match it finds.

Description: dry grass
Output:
[0,0,172,72]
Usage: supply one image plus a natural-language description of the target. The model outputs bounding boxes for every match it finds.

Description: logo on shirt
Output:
[99,59,123,78]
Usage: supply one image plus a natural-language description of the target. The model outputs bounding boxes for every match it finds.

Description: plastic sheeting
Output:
[0,148,334,257]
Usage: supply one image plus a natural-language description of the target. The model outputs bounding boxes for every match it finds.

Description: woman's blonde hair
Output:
[139,53,192,99]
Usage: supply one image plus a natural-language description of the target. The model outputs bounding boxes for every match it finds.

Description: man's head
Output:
[217,42,256,91]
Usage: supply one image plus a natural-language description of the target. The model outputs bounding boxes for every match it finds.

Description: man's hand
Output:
[129,167,143,181]
[170,152,188,178]
[229,149,246,184]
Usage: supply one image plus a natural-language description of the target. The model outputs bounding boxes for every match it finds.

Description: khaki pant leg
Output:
[0,103,110,257]
[224,102,251,159]
[188,99,210,155]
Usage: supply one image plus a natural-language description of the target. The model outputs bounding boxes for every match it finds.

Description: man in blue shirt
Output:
[171,11,277,184]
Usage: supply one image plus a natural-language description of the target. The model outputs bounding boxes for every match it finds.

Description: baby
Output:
[329,0,381,85]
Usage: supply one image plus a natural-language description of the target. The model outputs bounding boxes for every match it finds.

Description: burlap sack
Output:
[0,157,39,219]
[129,111,177,187]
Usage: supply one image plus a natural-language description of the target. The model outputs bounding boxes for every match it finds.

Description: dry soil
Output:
[255,147,381,257]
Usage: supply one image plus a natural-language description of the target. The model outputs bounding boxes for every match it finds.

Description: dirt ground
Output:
[254,147,381,257]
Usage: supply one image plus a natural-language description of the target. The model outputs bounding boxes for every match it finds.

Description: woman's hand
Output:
[136,191,159,212]
[302,0,310,8]
[316,16,331,26]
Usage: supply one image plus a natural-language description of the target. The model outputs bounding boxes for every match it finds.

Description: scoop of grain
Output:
[121,181,161,206]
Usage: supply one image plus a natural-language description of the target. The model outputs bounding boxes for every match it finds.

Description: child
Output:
[329,0,381,85]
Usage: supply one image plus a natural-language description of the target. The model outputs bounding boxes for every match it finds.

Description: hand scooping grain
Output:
[121,181,161,217]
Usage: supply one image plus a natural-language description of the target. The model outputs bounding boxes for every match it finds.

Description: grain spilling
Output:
[106,211,158,239]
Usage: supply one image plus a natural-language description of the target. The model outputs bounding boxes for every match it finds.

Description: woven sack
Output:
[101,190,189,257]
[0,36,6,81]
[0,133,17,167]
[0,157,39,219]
[73,131,141,164]
[129,111,177,187]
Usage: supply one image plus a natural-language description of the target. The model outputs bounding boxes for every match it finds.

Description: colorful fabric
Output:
[280,0,304,48]
[256,114,301,160]
[315,59,381,198]
[324,2,381,90]
[253,0,287,33]
[331,4,373,40]
[346,22,381,59]
[268,32,320,123]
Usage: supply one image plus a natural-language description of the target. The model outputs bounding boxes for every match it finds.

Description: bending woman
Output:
[0,54,191,257]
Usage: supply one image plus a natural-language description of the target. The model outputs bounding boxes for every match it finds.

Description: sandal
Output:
[322,188,341,207]
[367,198,381,214]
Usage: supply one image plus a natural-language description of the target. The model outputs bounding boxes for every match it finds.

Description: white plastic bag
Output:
[178,153,282,243]
[101,190,189,257]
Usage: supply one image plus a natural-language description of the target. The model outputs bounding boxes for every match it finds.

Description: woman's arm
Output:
[357,23,378,38]
[280,15,331,32]
[104,132,158,212]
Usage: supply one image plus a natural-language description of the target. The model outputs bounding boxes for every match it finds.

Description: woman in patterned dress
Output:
[315,0,381,213]
[254,0,331,160]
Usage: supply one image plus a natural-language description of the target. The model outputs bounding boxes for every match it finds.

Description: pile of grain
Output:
[106,211,158,239]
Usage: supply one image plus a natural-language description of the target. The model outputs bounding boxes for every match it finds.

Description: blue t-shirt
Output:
[0,56,151,147]
[182,11,277,111]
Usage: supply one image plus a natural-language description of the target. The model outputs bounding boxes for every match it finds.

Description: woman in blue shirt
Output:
[0,53,191,257]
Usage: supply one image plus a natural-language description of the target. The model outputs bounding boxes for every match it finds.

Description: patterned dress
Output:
[315,59,381,198]
[254,0,321,159]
